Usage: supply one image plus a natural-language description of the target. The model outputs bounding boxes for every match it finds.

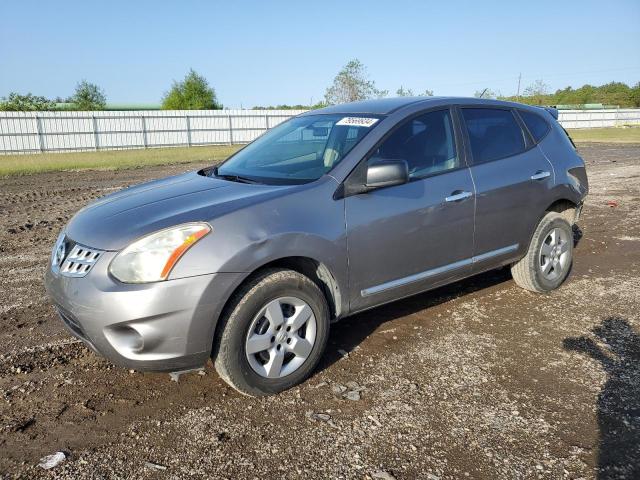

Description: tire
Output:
[511,212,574,293]
[213,268,330,397]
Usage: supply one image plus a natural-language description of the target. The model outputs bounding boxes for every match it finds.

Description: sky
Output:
[1,0,639,108]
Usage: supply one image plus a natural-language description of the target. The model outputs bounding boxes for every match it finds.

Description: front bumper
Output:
[44,250,244,372]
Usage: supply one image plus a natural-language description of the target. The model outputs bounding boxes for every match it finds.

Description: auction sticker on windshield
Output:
[336,117,379,127]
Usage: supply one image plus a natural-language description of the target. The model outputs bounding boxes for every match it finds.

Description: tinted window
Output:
[462,108,526,164]
[371,109,458,178]
[519,110,550,142]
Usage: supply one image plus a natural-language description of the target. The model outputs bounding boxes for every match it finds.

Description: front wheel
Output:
[213,269,330,396]
[511,212,574,293]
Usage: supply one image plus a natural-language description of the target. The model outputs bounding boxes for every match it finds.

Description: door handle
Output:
[530,170,551,180]
[445,191,473,202]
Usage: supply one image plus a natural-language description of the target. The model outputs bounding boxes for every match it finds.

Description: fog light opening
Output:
[127,328,144,353]
[108,326,144,354]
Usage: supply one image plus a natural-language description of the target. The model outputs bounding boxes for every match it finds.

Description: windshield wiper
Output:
[211,168,260,184]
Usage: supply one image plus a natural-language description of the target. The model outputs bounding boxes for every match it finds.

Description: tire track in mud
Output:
[0,151,639,478]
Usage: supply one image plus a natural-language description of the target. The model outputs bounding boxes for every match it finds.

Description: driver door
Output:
[345,108,476,311]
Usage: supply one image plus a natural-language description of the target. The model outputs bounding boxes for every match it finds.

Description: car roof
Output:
[301,96,545,116]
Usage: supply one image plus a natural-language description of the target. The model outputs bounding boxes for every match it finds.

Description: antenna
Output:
[479,88,488,99]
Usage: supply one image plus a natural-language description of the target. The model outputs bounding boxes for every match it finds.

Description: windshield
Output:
[216,114,382,184]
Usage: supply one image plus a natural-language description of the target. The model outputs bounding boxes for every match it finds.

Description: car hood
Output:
[65,171,289,250]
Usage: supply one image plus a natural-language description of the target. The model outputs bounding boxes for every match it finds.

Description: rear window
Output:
[462,108,526,164]
[519,110,550,142]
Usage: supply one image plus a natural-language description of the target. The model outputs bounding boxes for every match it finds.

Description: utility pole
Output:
[516,73,522,99]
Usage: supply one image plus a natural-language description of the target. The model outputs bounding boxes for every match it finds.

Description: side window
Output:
[461,108,526,164]
[519,110,550,142]
[371,109,458,178]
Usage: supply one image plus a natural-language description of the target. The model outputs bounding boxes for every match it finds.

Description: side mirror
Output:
[337,158,410,198]
[366,158,409,189]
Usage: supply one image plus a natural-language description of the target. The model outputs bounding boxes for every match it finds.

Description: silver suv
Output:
[45,97,588,396]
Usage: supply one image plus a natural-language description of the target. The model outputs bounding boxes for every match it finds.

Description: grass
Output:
[0,144,242,176]
[2,126,639,176]
[567,126,640,144]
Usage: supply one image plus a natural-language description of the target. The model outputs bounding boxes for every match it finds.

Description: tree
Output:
[161,69,221,110]
[522,79,550,105]
[597,81,635,106]
[500,80,638,107]
[324,59,387,105]
[574,84,597,105]
[0,92,56,111]
[69,80,106,110]
[523,79,550,97]
[396,86,414,97]
[474,88,498,99]
[396,87,433,97]
[253,102,326,110]
[631,82,640,107]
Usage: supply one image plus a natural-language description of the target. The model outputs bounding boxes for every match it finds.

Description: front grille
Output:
[59,243,103,278]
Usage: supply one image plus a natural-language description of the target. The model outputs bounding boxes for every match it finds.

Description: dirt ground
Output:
[0,144,638,479]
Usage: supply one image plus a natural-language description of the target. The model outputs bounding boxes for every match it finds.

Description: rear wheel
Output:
[511,212,573,293]
[213,268,329,396]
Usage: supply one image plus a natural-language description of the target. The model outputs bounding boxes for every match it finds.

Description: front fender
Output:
[218,232,349,316]
[169,177,349,314]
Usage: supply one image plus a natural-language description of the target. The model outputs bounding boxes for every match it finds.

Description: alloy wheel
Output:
[245,296,317,378]
[539,227,571,281]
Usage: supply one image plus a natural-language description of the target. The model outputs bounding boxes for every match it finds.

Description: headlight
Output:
[109,223,211,283]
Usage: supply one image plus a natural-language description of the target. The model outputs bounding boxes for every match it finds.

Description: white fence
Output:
[558,109,640,129]
[1,108,639,155]
[0,110,306,154]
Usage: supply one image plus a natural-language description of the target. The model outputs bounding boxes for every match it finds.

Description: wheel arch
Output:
[252,256,343,321]
[516,196,579,265]
[213,256,344,348]
[545,198,579,224]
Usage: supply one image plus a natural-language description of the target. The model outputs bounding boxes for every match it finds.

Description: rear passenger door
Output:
[459,107,554,271]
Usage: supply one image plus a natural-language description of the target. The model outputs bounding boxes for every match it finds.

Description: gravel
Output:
[0,144,638,479]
